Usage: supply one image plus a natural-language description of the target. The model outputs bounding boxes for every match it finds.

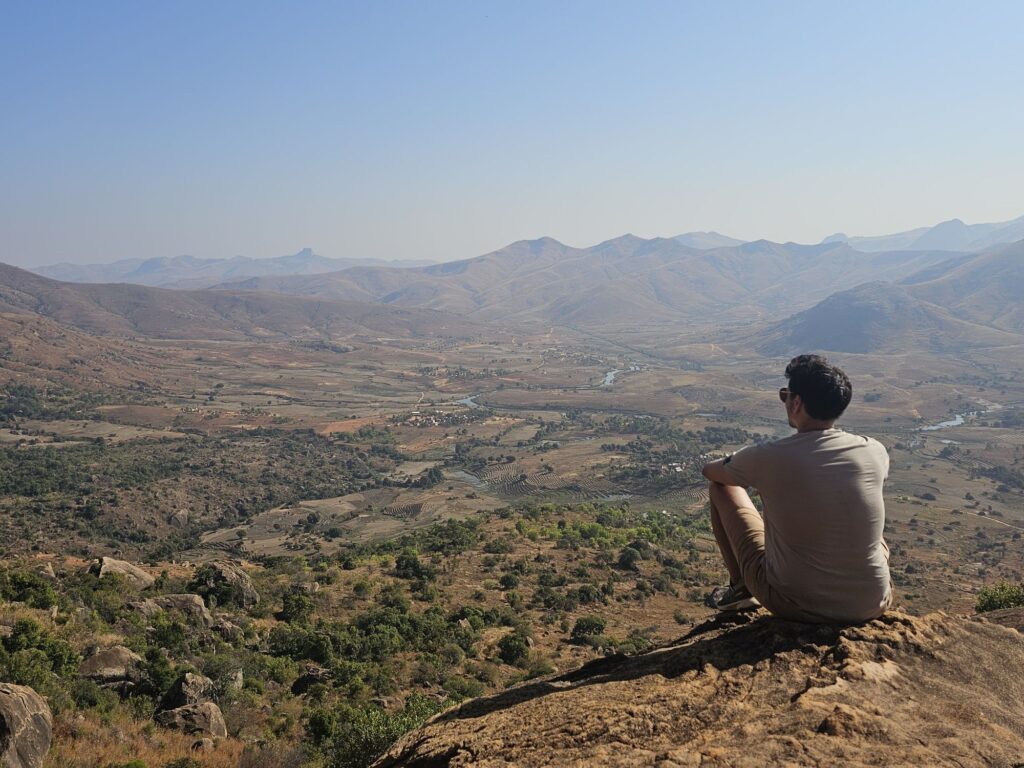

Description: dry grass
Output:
[46,710,246,768]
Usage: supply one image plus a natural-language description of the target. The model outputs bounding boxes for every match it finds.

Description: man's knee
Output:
[709,481,753,513]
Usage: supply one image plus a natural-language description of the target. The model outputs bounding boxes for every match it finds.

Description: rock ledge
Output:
[379,610,1024,767]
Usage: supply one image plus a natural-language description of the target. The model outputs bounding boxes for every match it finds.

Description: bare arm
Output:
[702,456,744,486]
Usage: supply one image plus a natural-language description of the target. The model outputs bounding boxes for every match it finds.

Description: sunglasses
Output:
[778,387,791,403]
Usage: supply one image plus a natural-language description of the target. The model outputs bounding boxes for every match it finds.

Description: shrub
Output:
[498,573,519,590]
[617,547,642,571]
[497,633,530,667]
[308,694,449,768]
[570,615,606,643]
[0,570,59,609]
[162,759,202,768]
[442,674,485,700]
[395,549,436,582]
[976,582,1024,612]
[2,618,79,676]
[279,590,315,624]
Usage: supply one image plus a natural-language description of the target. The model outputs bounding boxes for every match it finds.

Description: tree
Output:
[280,589,315,624]
[570,615,606,643]
[497,633,530,667]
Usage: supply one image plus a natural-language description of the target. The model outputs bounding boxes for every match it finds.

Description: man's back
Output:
[724,428,890,622]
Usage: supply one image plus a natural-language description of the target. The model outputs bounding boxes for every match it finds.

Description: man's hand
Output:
[702,456,742,486]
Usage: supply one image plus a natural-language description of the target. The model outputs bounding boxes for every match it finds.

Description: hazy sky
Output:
[2,1,1023,267]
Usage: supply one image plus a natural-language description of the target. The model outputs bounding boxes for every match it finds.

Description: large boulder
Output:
[291,664,331,695]
[135,594,213,627]
[155,702,228,738]
[89,557,154,589]
[78,646,143,687]
[0,683,53,768]
[160,672,216,711]
[190,561,259,609]
[380,611,1024,767]
[212,617,243,643]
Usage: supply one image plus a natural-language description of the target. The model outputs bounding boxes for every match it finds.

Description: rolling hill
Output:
[31,248,433,289]
[0,262,481,342]
[899,239,1024,332]
[754,281,1021,355]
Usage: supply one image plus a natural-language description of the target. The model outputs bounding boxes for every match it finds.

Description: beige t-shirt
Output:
[723,428,891,622]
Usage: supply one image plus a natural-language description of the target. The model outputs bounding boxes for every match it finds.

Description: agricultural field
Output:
[2,323,1023,766]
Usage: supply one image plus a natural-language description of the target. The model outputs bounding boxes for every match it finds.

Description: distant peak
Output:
[598,233,645,247]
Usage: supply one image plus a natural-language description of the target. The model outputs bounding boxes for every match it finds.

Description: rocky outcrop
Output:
[160,672,216,711]
[0,683,53,768]
[155,671,226,738]
[89,557,154,589]
[155,702,228,738]
[190,561,259,609]
[135,594,213,627]
[213,617,243,642]
[78,646,143,688]
[380,611,1024,767]
[291,664,331,695]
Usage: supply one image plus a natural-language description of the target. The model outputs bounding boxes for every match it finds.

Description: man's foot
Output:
[707,583,761,612]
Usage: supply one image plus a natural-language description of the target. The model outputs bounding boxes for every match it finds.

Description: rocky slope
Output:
[380,609,1024,767]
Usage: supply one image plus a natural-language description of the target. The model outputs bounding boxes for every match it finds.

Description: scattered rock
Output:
[34,563,57,582]
[291,664,331,695]
[226,669,244,691]
[0,683,52,768]
[89,557,154,589]
[135,594,213,627]
[169,509,190,528]
[155,702,228,738]
[380,611,1024,767]
[975,606,1024,633]
[213,617,244,643]
[192,561,259,608]
[160,672,216,711]
[78,646,143,687]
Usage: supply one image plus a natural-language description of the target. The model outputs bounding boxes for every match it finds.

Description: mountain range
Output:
[756,240,1024,354]
[0,262,479,343]
[820,214,1024,253]
[5,222,1023,359]
[32,248,434,289]
[208,236,969,327]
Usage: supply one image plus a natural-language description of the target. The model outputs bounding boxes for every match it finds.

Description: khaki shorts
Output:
[716,502,893,623]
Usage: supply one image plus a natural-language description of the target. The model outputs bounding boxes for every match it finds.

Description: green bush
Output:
[2,618,79,676]
[570,615,606,643]
[0,570,59,609]
[497,633,530,667]
[280,590,315,624]
[308,694,449,768]
[394,549,436,582]
[976,582,1024,612]
[617,547,642,570]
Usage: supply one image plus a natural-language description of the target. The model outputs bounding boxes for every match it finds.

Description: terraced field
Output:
[479,462,619,501]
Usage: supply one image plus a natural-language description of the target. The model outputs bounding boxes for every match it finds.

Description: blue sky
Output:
[2,1,1023,266]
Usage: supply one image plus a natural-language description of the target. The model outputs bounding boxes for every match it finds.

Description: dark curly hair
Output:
[785,354,852,421]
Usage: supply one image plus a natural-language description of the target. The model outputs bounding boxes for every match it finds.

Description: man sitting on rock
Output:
[701,354,891,623]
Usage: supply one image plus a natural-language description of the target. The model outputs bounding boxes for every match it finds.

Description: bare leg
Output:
[708,482,756,585]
